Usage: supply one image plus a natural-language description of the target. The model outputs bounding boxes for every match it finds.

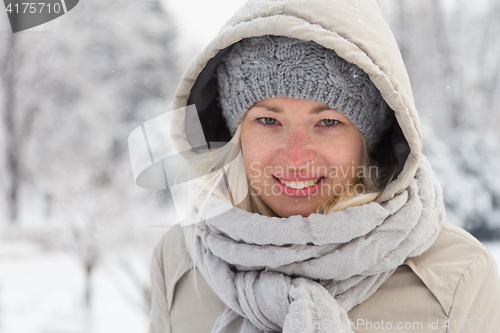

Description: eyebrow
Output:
[252,101,334,114]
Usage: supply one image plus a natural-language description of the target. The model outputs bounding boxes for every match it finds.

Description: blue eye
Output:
[320,119,339,127]
[257,117,278,126]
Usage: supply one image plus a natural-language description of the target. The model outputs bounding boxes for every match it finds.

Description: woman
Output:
[148,0,500,332]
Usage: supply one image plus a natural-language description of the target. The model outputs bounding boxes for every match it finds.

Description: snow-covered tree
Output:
[378,0,500,238]
[0,0,180,315]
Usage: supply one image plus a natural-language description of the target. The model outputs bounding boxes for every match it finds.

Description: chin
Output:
[271,203,318,218]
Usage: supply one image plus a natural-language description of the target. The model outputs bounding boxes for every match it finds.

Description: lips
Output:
[272,176,325,197]
[275,177,322,190]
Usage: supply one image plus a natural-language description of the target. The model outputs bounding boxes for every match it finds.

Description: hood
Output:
[170,0,422,202]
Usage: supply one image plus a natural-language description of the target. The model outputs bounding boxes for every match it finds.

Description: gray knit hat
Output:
[216,35,394,149]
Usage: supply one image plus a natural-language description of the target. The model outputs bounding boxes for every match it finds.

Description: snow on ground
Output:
[1,238,500,333]
[0,241,149,333]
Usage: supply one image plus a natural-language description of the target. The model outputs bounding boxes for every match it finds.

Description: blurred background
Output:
[0,0,499,332]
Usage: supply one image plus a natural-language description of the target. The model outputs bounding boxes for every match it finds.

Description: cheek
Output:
[345,138,363,162]
[243,147,273,181]
[323,134,364,174]
[345,138,364,178]
[241,127,273,179]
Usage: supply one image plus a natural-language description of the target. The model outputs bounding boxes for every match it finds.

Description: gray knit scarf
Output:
[183,156,446,333]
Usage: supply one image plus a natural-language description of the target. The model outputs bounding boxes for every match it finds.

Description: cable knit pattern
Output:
[183,155,446,333]
[216,36,394,149]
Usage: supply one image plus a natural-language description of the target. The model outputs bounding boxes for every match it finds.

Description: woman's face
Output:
[240,97,364,218]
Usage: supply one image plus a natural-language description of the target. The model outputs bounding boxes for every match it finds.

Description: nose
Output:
[278,128,316,167]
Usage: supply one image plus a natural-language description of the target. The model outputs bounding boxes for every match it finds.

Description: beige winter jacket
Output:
[149,0,500,332]
[150,224,500,333]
